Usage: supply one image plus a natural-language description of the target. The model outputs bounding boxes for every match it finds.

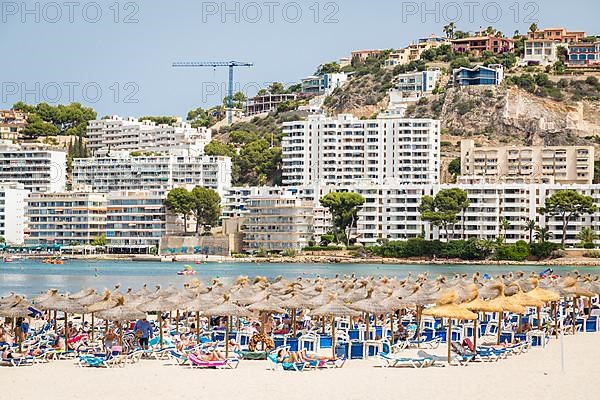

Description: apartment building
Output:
[301,73,348,96]
[0,142,67,193]
[242,190,315,252]
[453,64,504,86]
[26,191,107,246]
[0,183,28,245]
[106,191,167,254]
[567,41,600,67]
[72,151,232,196]
[0,110,27,140]
[451,35,514,55]
[245,93,298,116]
[385,35,449,67]
[521,39,565,66]
[351,181,600,247]
[282,114,440,187]
[351,49,385,63]
[460,140,594,184]
[87,116,211,155]
[393,69,442,100]
[528,27,586,44]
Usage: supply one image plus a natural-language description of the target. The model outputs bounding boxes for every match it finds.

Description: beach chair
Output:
[266,352,308,371]
[167,349,190,365]
[378,342,435,368]
[1,356,34,367]
[450,342,476,366]
[125,350,144,364]
[187,353,239,369]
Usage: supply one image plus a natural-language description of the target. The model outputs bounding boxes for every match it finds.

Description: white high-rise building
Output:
[87,116,211,155]
[0,183,28,245]
[106,191,167,254]
[26,191,107,246]
[282,114,440,187]
[73,151,232,197]
[0,142,67,193]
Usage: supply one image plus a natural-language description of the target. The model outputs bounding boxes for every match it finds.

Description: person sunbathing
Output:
[193,349,226,361]
[2,349,25,359]
[276,348,307,363]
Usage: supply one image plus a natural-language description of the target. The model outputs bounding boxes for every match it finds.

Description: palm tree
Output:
[443,22,456,39]
[577,227,596,246]
[523,219,537,244]
[500,219,511,241]
[535,225,552,244]
[529,23,538,34]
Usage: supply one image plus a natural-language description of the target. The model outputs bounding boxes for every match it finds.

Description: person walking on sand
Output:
[133,317,153,350]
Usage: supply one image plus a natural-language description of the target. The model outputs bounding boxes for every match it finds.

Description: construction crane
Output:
[172,61,254,124]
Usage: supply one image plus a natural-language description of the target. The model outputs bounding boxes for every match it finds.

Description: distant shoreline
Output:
[6,253,600,267]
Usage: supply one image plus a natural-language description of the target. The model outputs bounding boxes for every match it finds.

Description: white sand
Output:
[1,334,597,400]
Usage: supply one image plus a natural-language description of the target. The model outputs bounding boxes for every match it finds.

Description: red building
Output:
[451,35,514,56]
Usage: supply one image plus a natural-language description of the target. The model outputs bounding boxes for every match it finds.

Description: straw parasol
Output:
[38,293,86,345]
[460,295,502,350]
[349,288,388,341]
[485,283,526,344]
[311,294,360,358]
[0,298,32,351]
[248,295,286,337]
[0,292,20,307]
[280,291,314,336]
[69,288,96,300]
[138,296,177,349]
[205,294,251,357]
[181,293,218,344]
[423,291,477,363]
[96,297,147,345]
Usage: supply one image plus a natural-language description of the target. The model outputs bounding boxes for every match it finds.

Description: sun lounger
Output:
[188,353,239,369]
[167,349,190,365]
[379,341,435,368]
[399,336,441,349]
[1,356,34,367]
[266,353,308,371]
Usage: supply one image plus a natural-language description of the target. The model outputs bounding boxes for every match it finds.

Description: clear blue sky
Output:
[1,0,598,118]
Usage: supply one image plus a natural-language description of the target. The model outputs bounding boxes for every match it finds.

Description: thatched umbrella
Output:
[69,288,95,300]
[350,288,388,341]
[33,289,60,330]
[86,290,120,340]
[280,292,314,336]
[486,284,526,344]
[205,294,251,357]
[403,284,440,344]
[461,296,502,350]
[137,297,177,349]
[311,294,360,358]
[423,292,477,363]
[38,293,86,345]
[96,297,147,345]
[182,293,219,344]
[167,292,193,336]
[77,291,105,341]
[0,292,20,307]
[248,295,285,341]
[0,298,31,351]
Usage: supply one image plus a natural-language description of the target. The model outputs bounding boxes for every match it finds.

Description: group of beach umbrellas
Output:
[1,271,600,361]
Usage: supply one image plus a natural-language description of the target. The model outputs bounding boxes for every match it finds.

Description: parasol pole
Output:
[537,306,542,330]
[225,316,230,358]
[473,316,478,350]
[497,311,502,345]
[365,312,370,340]
[447,318,452,363]
[553,302,558,339]
[54,310,57,332]
[119,320,123,346]
[91,313,95,341]
[292,308,297,336]
[390,312,394,342]
[416,305,422,348]
[572,297,577,335]
[64,312,69,346]
[176,309,180,335]
[159,312,164,349]
[196,311,201,344]
[331,316,336,359]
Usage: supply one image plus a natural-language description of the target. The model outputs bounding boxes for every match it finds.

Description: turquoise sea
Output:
[1,259,599,297]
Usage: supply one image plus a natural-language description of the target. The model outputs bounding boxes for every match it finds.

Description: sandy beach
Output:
[2,333,597,400]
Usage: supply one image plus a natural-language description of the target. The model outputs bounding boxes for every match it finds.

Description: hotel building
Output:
[72,151,232,196]
[0,110,27,140]
[527,27,586,44]
[521,39,565,66]
[242,189,315,252]
[385,36,449,67]
[0,183,28,245]
[301,73,348,96]
[106,191,167,254]
[0,142,67,193]
[86,116,211,155]
[26,191,107,246]
[567,41,600,67]
[460,140,594,184]
[392,69,442,100]
[451,35,514,56]
[282,113,440,187]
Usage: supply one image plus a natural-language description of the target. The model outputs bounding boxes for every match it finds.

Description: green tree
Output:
[190,187,221,234]
[535,225,553,244]
[319,62,341,74]
[529,23,538,34]
[523,219,537,244]
[91,234,106,247]
[234,139,281,186]
[268,82,285,94]
[500,219,511,243]
[577,227,596,246]
[203,140,237,157]
[448,158,461,181]
[15,102,96,138]
[419,188,469,241]
[539,190,597,246]
[0,236,5,244]
[164,188,194,235]
[138,116,178,125]
[320,192,365,246]
[443,22,456,39]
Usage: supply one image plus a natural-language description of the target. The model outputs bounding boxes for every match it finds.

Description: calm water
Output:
[1,259,599,297]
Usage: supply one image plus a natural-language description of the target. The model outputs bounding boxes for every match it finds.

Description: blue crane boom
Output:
[172,61,254,124]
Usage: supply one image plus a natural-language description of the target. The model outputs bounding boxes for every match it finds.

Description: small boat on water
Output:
[177,265,197,276]
[3,257,14,263]
[43,257,65,265]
